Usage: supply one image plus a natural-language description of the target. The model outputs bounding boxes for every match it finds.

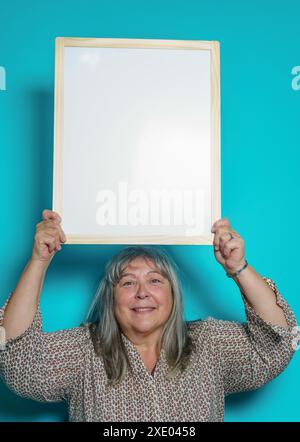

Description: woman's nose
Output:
[135,283,149,298]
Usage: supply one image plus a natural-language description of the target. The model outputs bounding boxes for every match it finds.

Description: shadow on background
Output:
[0,382,68,422]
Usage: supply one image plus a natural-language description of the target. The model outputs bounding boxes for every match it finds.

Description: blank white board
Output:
[52,38,220,244]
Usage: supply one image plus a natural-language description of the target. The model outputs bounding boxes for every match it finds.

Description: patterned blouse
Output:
[0,277,297,422]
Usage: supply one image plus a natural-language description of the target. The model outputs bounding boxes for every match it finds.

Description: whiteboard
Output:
[52,38,220,244]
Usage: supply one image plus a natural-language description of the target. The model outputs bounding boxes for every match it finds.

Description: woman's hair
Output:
[82,245,195,388]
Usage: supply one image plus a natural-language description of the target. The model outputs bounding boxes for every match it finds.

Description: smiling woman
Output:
[0,219,298,422]
[114,257,174,353]
[85,246,195,388]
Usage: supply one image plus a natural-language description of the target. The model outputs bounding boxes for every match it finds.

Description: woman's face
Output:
[114,256,173,343]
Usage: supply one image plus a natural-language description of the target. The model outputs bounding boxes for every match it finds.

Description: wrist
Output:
[225,260,248,278]
[29,256,51,272]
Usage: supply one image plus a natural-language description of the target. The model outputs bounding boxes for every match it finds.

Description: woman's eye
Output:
[122,279,161,286]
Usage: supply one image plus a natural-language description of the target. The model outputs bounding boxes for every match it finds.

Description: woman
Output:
[0,209,297,422]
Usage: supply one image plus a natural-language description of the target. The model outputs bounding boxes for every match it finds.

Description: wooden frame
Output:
[52,37,220,244]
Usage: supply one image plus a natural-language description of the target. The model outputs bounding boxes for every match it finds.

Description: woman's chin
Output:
[132,322,156,334]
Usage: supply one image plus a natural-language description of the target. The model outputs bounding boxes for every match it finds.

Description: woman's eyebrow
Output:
[120,272,135,278]
[120,270,162,278]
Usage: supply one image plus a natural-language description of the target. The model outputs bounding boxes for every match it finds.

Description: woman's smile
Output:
[131,307,156,314]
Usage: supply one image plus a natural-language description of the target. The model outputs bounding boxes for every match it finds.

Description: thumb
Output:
[42,209,62,223]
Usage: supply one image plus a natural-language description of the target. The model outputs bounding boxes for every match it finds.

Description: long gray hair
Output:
[82,245,195,388]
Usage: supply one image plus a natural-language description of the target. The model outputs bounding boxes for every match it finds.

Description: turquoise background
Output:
[0,0,299,422]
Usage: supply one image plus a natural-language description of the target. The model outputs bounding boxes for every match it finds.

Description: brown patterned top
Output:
[0,277,298,422]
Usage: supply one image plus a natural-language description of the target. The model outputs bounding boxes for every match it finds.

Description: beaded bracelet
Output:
[226,260,248,278]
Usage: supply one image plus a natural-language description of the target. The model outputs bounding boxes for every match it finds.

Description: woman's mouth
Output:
[132,307,155,314]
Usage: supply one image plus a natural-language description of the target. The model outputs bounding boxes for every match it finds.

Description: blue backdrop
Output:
[0,0,299,422]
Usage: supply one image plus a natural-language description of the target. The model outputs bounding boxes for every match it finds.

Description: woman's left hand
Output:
[211,218,246,274]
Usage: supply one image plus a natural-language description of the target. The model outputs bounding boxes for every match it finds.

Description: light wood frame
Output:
[52,37,220,245]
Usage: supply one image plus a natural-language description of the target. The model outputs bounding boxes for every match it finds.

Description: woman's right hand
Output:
[31,209,67,263]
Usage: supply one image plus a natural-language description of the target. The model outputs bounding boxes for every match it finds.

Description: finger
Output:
[213,246,226,264]
[38,233,57,253]
[219,231,235,244]
[52,235,62,252]
[229,229,241,238]
[43,226,65,244]
[219,232,239,255]
[60,228,66,243]
[219,230,242,251]
[39,219,66,241]
[211,217,230,232]
[222,238,241,257]
[38,220,60,233]
[41,219,61,228]
[41,226,58,235]
[213,229,234,251]
[42,209,62,223]
[220,238,245,258]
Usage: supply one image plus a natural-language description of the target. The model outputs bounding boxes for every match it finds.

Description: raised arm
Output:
[211,218,291,328]
[209,218,298,396]
[0,210,88,404]
[1,209,66,342]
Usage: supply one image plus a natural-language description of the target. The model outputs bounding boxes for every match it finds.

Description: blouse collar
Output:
[120,331,167,380]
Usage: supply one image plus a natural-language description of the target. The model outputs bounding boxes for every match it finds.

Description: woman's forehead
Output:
[121,257,160,274]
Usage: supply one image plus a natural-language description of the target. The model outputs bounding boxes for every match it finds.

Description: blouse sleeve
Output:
[206,277,298,397]
[0,291,89,403]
